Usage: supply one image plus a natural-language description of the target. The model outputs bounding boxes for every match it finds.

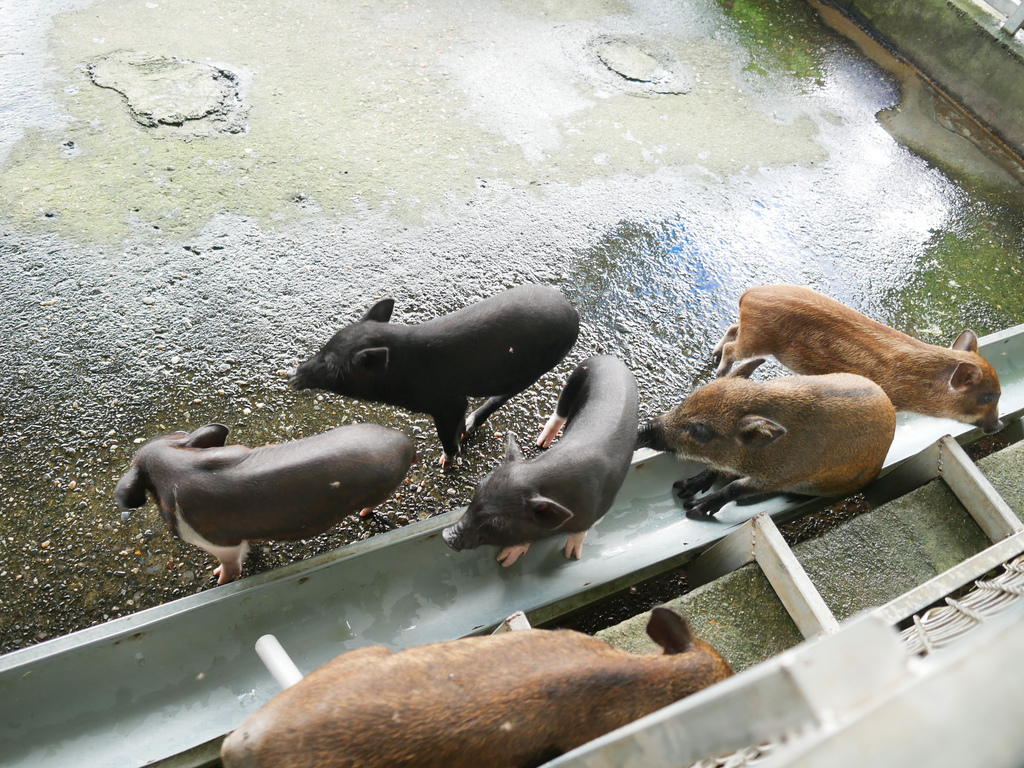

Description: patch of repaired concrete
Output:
[591,37,692,95]
[88,50,247,136]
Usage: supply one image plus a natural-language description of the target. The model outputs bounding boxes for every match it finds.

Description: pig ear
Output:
[504,432,524,463]
[114,463,149,509]
[183,424,229,448]
[951,329,979,353]
[528,496,573,529]
[726,357,766,379]
[353,347,390,371]
[646,606,695,655]
[361,298,395,323]
[736,415,786,448]
[950,362,983,392]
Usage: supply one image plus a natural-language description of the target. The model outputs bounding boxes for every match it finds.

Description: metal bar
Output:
[254,635,304,690]
[983,0,1019,16]
[686,515,839,639]
[938,436,1024,541]
[3,326,1024,768]
[545,614,906,768]
[875,529,1024,625]
[863,440,941,508]
[684,519,755,587]
[756,603,1024,768]
[491,611,531,633]
[543,651,819,768]
[1003,0,1024,33]
[752,515,839,639]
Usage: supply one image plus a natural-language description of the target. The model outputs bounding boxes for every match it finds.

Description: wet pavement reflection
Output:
[1,0,1023,653]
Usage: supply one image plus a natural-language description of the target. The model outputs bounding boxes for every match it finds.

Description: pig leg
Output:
[712,324,739,376]
[564,531,587,560]
[209,543,249,584]
[672,468,720,500]
[497,543,531,567]
[176,510,250,584]
[684,476,766,518]
[537,413,566,448]
[538,359,592,448]
[464,394,513,437]
[433,400,469,468]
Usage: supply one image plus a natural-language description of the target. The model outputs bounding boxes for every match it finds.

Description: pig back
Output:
[221,629,728,768]
[179,424,414,542]
[739,373,895,495]
[409,284,579,396]
[542,355,639,522]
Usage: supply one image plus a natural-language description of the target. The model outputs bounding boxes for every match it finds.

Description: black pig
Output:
[114,423,414,583]
[442,355,638,566]
[289,284,579,467]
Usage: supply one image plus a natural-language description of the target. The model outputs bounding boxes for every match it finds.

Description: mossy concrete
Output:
[977,438,1024,522]
[824,0,1024,157]
[598,441,1024,672]
[596,567,804,673]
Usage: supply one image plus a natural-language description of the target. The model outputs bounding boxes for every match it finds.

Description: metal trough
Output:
[2,324,1024,768]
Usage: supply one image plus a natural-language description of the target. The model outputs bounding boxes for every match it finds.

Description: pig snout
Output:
[980,415,1005,434]
[441,522,469,552]
[287,353,337,392]
[286,363,314,391]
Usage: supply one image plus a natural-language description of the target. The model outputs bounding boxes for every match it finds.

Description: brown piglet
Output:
[636,359,896,517]
[220,607,732,768]
[713,284,1002,433]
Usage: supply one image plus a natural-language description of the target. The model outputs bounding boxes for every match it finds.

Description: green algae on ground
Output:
[887,196,1024,342]
[0,0,830,242]
[717,0,826,80]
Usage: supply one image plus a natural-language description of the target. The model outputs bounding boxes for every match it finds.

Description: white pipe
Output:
[255,634,304,690]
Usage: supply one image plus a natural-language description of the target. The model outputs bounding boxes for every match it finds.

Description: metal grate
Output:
[900,555,1024,655]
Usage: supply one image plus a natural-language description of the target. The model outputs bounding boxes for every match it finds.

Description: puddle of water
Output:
[1,0,1024,654]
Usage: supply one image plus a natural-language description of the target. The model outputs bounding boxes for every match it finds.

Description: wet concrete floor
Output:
[1,0,1023,653]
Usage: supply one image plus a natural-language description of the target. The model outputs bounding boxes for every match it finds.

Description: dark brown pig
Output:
[636,358,896,517]
[220,606,732,768]
[713,284,1003,433]
[289,284,580,467]
[114,423,414,583]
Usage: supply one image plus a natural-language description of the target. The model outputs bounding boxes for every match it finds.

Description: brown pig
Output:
[712,284,1003,433]
[636,359,896,517]
[220,607,732,768]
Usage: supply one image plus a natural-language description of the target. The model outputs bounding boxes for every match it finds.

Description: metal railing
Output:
[980,0,1024,33]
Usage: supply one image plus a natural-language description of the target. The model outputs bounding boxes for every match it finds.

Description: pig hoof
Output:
[673,480,700,501]
[564,531,587,560]
[438,454,457,469]
[213,563,242,585]
[497,544,531,567]
[673,481,694,500]
[358,506,376,518]
[674,469,716,499]
[684,497,721,519]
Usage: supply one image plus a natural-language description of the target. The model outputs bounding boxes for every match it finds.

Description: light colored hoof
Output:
[497,543,531,567]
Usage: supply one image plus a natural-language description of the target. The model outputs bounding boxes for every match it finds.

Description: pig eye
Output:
[977,392,997,406]
[687,423,716,443]
[481,515,510,535]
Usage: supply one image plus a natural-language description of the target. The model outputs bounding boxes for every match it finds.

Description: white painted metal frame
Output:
[685,514,838,639]
[1004,1,1024,33]
[686,433,1024,647]
[1,325,1022,768]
